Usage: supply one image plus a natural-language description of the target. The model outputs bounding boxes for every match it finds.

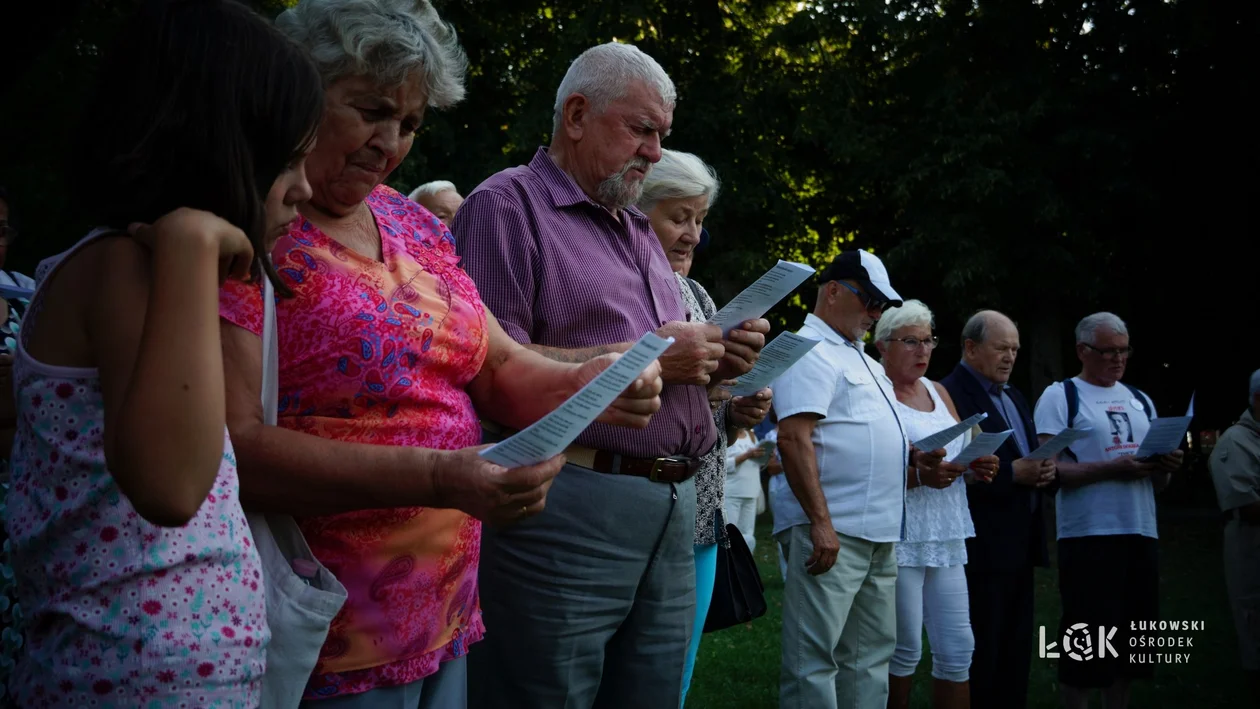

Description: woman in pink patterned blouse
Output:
[218,2,664,706]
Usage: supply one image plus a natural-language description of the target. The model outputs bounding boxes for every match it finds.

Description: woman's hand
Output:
[433,447,565,527]
[968,454,999,483]
[914,447,967,489]
[729,387,772,428]
[576,354,663,429]
[128,207,254,284]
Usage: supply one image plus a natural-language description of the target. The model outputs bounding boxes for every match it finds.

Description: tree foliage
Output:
[0,0,1250,427]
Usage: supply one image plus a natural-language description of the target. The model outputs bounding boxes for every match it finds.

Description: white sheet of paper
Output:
[911,413,988,452]
[726,331,820,397]
[1185,392,1195,418]
[480,333,673,468]
[708,260,816,334]
[1025,428,1093,460]
[1134,416,1192,459]
[950,430,1012,468]
[755,439,777,455]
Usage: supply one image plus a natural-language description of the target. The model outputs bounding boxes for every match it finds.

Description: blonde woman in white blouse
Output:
[875,300,999,709]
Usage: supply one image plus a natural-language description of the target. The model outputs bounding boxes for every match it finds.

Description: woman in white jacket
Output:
[725,428,768,551]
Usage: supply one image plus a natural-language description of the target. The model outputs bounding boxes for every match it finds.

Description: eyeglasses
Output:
[887,336,939,351]
[833,280,888,312]
[1083,343,1134,360]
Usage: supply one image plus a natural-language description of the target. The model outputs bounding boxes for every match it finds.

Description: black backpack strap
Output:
[1063,378,1079,429]
[1123,383,1156,421]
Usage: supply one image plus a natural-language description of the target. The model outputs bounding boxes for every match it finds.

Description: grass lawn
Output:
[687,510,1246,708]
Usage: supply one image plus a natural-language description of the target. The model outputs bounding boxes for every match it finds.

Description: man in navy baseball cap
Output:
[817,249,904,311]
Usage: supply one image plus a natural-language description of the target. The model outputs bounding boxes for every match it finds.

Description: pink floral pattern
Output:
[219,185,489,700]
[4,241,267,708]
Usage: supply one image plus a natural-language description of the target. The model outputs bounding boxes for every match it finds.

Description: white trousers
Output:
[724,496,758,553]
[889,564,974,682]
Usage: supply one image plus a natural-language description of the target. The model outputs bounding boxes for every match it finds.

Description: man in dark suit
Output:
[941,310,1057,709]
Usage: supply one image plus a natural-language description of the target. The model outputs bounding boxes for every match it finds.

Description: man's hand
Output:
[578,356,663,429]
[1114,456,1158,480]
[806,523,841,575]
[654,321,725,386]
[1013,457,1047,486]
[714,318,770,379]
[1153,449,1184,473]
[729,387,772,428]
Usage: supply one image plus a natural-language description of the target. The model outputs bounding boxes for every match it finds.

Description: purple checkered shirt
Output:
[453,147,717,459]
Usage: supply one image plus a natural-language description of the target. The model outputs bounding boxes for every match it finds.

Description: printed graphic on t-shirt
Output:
[1107,411,1134,445]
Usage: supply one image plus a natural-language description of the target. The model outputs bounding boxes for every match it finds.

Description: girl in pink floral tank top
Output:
[1,2,327,706]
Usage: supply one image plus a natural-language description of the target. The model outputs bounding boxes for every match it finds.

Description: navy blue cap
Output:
[697,227,711,252]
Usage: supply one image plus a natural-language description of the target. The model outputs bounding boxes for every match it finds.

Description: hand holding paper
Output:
[1134,416,1192,459]
[911,413,987,453]
[708,260,816,334]
[654,321,726,386]
[726,332,820,397]
[1026,428,1093,460]
[951,430,1013,468]
[481,333,673,468]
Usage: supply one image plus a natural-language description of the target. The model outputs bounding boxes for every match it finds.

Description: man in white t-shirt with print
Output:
[774,250,953,709]
[1033,312,1183,709]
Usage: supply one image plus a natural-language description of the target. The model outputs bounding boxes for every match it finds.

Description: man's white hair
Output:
[552,42,676,137]
[637,150,719,212]
[1075,312,1129,345]
[277,0,468,107]
[408,180,457,202]
[874,299,934,343]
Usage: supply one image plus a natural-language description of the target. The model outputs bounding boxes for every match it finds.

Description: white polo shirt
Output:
[771,313,907,543]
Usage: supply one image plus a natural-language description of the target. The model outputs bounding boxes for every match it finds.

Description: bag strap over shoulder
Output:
[261,277,279,426]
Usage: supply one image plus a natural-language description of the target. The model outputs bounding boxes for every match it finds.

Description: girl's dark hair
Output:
[73,0,324,291]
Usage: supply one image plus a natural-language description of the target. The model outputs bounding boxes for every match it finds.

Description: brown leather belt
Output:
[481,422,699,484]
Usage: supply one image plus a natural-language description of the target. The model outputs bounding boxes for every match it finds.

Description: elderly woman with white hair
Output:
[407,179,463,226]
[217,2,664,706]
[873,299,998,709]
[637,148,773,705]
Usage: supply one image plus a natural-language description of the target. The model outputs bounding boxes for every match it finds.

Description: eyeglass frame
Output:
[832,280,888,312]
[1082,343,1134,360]
[885,335,939,351]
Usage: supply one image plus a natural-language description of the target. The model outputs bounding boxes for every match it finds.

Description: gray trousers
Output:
[468,463,697,709]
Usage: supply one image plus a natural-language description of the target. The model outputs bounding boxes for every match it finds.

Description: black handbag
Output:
[703,522,767,632]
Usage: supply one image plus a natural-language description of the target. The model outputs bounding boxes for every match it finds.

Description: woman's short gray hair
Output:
[277,0,467,107]
[637,150,719,212]
[553,42,676,136]
[408,180,456,201]
[1075,312,1128,345]
[874,299,934,343]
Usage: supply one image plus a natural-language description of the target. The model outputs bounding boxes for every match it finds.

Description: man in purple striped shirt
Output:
[455,42,769,709]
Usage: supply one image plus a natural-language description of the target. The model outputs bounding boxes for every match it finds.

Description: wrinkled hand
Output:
[654,321,725,385]
[729,387,773,428]
[916,447,966,489]
[1012,457,1046,486]
[575,355,663,429]
[806,523,841,575]
[1114,455,1158,480]
[128,207,254,284]
[968,454,1000,483]
[1153,449,1184,473]
[714,319,771,379]
[708,380,735,410]
[1035,459,1057,487]
[433,447,565,527]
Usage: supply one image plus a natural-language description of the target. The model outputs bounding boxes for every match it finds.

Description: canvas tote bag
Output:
[248,276,348,709]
